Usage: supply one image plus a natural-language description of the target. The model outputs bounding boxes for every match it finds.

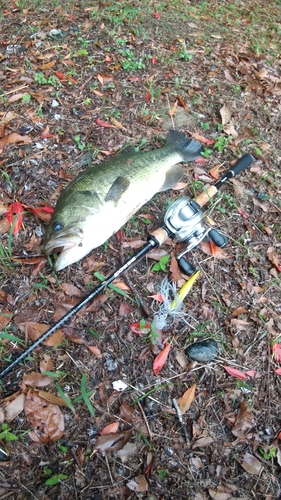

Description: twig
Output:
[136,400,154,442]
[172,398,189,442]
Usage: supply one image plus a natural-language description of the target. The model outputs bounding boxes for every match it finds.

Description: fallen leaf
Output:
[61,283,82,297]
[209,489,232,500]
[238,453,262,475]
[23,372,53,387]
[95,118,115,128]
[232,399,255,440]
[153,343,171,375]
[18,322,65,346]
[231,307,249,317]
[100,422,120,435]
[4,394,25,422]
[224,366,247,380]
[0,308,13,329]
[6,201,25,234]
[192,436,214,448]
[24,389,64,443]
[200,241,229,259]
[38,390,71,407]
[94,429,132,453]
[116,442,138,463]
[179,383,196,414]
[0,133,32,151]
[220,104,232,126]
[127,475,148,492]
[88,345,102,358]
[119,302,132,316]
[120,402,135,423]
[209,164,224,179]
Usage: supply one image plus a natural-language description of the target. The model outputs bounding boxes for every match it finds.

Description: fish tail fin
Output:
[167,130,203,161]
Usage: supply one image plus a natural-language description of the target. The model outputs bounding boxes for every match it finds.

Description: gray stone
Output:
[186,339,219,362]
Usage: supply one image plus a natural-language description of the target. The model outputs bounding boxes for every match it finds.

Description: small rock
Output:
[186,339,218,362]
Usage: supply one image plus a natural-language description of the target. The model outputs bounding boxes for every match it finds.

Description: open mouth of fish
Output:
[44,228,85,270]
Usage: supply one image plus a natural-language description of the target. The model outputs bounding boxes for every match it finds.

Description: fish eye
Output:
[52,221,63,232]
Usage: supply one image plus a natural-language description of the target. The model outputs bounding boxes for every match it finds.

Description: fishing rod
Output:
[0,153,254,380]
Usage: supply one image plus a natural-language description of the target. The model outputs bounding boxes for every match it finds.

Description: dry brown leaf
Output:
[111,117,127,130]
[116,442,138,463]
[179,383,196,414]
[0,217,11,234]
[147,248,169,261]
[223,122,238,138]
[4,394,25,422]
[169,252,181,282]
[231,307,249,317]
[18,322,65,346]
[40,355,54,373]
[209,164,224,179]
[220,104,232,126]
[120,402,135,423]
[224,68,237,82]
[24,389,64,443]
[100,422,120,435]
[61,283,82,297]
[232,399,255,440]
[94,429,132,453]
[192,436,214,448]
[23,372,53,387]
[110,281,130,292]
[119,302,132,316]
[88,345,103,358]
[123,238,146,249]
[7,93,26,103]
[127,475,148,492]
[38,390,71,407]
[0,308,13,330]
[267,247,279,267]
[238,453,262,475]
[200,241,229,259]
[40,60,56,70]
[0,132,32,151]
[209,490,232,500]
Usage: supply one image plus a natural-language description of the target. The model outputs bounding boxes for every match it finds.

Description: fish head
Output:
[44,196,95,271]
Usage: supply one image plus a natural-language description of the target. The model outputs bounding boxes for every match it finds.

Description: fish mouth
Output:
[44,229,84,271]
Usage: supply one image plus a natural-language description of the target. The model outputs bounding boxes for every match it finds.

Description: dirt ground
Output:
[0,1,281,499]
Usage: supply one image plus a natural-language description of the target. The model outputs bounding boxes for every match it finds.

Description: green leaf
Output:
[81,373,95,417]
[55,383,75,414]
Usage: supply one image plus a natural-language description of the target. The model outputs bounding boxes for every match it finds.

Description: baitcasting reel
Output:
[164,196,228,275]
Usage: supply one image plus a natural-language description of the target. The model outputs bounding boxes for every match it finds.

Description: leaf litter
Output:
[0,0,281,498]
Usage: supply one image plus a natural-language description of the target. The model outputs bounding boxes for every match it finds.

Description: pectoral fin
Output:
[105,176,130,205]
[159,165,184,192]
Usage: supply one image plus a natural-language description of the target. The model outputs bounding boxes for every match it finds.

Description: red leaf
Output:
[149,293,164,303]
[152,56,157,64]
[274,368,281,375]
[209,240,217,256]
[224,366,247,380]
[153,344,171,375]
[6,201,25,234]
[95,118,115,128]
[153,12,161,18]
[116,228,126,242]
[55,71,67,80]
[145,91,151,102]
[130,322,151,335]
[237,207,249,219]
[272,343,281,362]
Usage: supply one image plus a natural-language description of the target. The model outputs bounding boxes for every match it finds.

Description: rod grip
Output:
[194,185,218,207]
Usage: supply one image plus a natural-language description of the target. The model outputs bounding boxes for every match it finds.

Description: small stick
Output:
[172,398,189,442]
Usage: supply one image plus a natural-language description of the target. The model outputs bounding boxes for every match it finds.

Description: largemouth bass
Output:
[44,130,202,271]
